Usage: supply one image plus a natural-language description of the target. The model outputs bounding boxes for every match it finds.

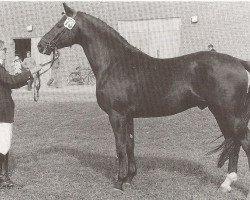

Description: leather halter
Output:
[33,13,77,102]
[39,13,77,54]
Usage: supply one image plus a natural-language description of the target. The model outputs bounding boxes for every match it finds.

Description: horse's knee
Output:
[116,144,127,159]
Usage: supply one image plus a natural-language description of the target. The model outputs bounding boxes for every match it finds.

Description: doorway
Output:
[118,18,181,58]
[14,39,31,61]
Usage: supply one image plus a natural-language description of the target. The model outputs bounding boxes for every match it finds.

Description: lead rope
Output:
[33,71,41,102]
[33,49,59,102]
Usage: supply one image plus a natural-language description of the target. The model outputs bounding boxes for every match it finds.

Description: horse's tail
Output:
[208,137,241,168]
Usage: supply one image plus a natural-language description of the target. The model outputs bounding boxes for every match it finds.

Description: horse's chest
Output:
[96,79,132,113]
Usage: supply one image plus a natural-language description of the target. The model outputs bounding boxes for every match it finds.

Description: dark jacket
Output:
[0,65,31,123]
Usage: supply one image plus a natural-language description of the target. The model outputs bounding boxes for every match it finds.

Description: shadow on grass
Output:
[19,146,248,196]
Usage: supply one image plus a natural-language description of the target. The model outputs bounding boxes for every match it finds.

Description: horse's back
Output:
[96,50,248,117]
[96,51,200,116]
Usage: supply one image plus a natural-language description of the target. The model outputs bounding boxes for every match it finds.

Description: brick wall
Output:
[0,1,250,84]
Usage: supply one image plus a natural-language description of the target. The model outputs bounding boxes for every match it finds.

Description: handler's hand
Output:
[30,66,42,74]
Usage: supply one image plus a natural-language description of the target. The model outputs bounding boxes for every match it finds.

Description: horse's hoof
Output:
[113,182,123,191]
[111,187,124,196]
[123,182,131,186]
[220,185,231,193]
[123,182,132,190]
[112,187,123,192]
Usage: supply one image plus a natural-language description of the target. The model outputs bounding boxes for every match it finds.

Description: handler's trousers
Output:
[0,123,12,155]
[0,123,14,188]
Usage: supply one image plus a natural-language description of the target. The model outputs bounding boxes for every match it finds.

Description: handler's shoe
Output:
[0,174,14,189]
[0,153,20,189]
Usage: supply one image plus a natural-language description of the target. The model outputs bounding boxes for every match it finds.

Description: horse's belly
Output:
[96,79,197,117]
[132,96,196,118]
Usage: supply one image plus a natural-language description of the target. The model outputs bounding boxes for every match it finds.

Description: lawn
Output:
[1,99,249,200]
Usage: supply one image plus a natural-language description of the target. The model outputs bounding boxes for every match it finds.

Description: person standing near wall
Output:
[47,50,61,88]
[208,44,216,52]
[22,51,37,91]
[0,40,41,189]
[11,56,22,75]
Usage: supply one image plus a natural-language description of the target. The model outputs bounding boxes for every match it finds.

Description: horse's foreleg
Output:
[109,112,128,190]
[125,117,137,185]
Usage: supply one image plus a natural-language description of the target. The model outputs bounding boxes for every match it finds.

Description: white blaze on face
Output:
[247,70,250,93]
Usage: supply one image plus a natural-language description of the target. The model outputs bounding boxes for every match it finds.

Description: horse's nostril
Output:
[37,43,43,52]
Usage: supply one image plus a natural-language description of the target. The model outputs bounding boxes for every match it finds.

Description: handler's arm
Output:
[0,66,32,89]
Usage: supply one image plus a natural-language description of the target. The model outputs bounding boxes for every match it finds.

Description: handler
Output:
[0,40,41,189]
[47,50,61,88]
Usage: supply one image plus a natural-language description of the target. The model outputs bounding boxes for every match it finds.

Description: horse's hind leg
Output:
[220,141,240,193]
[124,117,137,185]
[209,108,242,192]
[239,128,250,199]
[109,111,129,190]
[217,116,250,193]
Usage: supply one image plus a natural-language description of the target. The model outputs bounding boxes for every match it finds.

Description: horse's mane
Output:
[79,12,140,52]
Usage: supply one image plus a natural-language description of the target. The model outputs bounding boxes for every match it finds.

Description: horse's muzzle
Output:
[37,42,53,55]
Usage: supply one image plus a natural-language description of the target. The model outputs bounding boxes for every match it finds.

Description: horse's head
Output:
[38,3,80,55]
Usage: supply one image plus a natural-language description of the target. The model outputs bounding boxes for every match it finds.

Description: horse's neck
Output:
[78,16,133,78]
[81,37,126,79]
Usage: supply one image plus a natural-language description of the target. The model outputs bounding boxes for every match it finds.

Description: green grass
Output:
[1,100,249,199]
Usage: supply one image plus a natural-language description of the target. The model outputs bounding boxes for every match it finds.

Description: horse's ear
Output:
[63,3,76,17]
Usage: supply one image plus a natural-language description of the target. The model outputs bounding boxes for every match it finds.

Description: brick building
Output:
[0,1,250,87]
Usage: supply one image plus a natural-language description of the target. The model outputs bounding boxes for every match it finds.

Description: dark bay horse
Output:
[38,3,250,197]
